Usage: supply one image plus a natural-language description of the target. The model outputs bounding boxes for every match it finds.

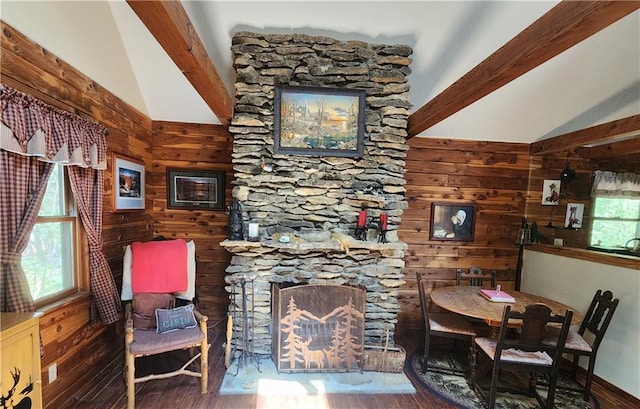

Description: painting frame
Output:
[166,168,225,210]
[542,179,561,205]
[274,85,366,158]
[113,153,145,212]
[430,202,476,242]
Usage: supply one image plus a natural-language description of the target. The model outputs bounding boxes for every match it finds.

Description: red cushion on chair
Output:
[131,239,188,294]
[132,293,175,330]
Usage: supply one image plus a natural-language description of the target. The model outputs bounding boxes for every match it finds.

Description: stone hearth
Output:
[223,32,412,355]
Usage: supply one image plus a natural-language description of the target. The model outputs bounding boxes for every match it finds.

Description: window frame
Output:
[28,165,89,308]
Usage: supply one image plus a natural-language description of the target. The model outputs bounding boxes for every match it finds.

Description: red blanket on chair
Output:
[131,239,188,294]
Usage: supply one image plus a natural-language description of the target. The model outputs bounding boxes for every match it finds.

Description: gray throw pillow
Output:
[155,304,197,334]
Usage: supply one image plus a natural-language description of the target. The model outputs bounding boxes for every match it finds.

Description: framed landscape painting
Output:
[113,154,145,211]
[166,168,225,210]
[274,85,365,158]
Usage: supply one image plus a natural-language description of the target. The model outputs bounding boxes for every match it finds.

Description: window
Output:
[590,197,640,248]
[22,164,82,304]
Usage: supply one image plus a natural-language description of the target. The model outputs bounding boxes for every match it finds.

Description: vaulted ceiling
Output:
[2,1,639,147]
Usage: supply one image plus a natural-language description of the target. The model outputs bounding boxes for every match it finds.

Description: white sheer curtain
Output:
[591,171,640,198]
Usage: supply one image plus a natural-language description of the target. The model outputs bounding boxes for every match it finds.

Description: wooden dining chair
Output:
[472,303,573,409]
[417,273,476,379]
[542,289,619,401]
[456,266,496,287]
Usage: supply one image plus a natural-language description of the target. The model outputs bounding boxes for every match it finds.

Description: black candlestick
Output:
[229,199,244,240]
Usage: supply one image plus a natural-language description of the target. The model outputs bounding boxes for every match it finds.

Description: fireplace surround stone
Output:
[224,31,412,356]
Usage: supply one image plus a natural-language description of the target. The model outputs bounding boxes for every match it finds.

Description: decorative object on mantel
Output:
[248,222,260,241]
[378,213,388,243]
[355,208,368,241]
[228,199,244,240]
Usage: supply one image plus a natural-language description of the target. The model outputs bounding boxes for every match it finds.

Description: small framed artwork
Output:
[430,202,476,241]
[166,168,225,210]
[564,203,585,229]
[542,179,560,205]
[113,153,145,211]
[274,85,366,158]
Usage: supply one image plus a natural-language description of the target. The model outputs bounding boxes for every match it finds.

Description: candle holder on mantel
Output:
[355,208,368,241]
[378,213,388,243]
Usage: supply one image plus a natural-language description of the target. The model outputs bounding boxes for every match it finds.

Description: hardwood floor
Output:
[70,326,635,409]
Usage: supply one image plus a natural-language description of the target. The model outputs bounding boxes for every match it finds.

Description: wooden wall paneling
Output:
[398,138,530,331]
[150,121,234,324]
[2,22,155,408]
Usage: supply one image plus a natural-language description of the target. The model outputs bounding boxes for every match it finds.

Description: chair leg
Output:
[584,356,595,401]
[488,365,499,409]
[200,341,209,394]
[126,351,135,409]
[422,332,430,374]
[546,373,559,409]
[468,338,476,388]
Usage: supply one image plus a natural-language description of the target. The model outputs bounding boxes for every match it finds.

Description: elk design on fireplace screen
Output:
[272,283,365,373]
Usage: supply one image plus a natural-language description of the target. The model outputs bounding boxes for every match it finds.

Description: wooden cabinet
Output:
[1,312,43,409]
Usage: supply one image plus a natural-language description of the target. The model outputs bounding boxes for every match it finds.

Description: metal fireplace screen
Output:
[272,283,365,373]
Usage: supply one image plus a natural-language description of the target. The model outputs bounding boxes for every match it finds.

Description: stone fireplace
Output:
[222,32,412,356]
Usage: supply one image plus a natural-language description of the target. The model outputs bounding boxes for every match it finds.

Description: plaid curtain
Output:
[69,166,120,324]
[1,84,118,324]
[0,151,53,311]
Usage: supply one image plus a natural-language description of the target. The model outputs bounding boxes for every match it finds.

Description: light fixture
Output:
[560,154,575,184]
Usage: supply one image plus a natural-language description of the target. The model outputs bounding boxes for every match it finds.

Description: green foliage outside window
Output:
[590,197,640,248]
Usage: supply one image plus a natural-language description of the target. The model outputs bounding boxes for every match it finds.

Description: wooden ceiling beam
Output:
[407,1,640,138]
[127,0,233,126]
[587,136,640,159]
[530,114,640,155]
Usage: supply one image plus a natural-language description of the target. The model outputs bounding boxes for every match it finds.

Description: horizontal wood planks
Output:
[398,138,530,331]
[150,121,233,324]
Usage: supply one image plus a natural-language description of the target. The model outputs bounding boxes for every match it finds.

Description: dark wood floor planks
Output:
[71,327,635,409]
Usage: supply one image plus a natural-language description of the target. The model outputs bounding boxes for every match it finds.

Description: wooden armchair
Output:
[121,239,209,409]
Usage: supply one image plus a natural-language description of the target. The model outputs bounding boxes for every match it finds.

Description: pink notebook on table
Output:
[480,288,515,303]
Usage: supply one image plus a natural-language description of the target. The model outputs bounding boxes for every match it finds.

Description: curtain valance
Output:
[0,83,107,169]
[591,170,640,198]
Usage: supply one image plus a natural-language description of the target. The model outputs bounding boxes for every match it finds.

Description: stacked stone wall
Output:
[225,32,413,354]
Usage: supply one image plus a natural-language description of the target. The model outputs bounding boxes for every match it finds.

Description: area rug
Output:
[220,355,416,395]
[406,351,599,409]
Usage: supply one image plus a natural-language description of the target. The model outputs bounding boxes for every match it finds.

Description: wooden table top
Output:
[430,286,584,327]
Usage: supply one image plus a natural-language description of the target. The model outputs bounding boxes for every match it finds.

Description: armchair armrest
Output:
[194,308,208,333]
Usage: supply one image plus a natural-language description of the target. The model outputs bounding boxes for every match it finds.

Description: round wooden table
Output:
[430,286,583,327]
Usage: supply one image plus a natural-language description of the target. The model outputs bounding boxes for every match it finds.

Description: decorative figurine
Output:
[229,199,244,240]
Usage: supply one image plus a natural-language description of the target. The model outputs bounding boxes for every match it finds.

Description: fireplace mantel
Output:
[220,237,408,256]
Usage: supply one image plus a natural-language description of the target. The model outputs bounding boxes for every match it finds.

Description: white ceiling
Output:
[2,1,639,144]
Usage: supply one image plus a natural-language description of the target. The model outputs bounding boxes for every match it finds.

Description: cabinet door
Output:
[1,321,42,409]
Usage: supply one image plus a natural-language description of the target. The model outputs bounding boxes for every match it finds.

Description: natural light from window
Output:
[22,164,77,301]
[590,197,640,248]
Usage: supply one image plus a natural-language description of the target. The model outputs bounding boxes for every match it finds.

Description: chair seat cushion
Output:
[130,326,204,355]
[476,337,553,365]
[430,312,476,336]
[542,327,592,352]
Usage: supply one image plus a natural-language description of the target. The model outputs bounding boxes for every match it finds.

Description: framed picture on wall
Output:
[542,179,560,205]
[564,203,585,229]
[273,85,366,158]
[113,153,145,211]
[166,168,225,210]
[430,202,476,241]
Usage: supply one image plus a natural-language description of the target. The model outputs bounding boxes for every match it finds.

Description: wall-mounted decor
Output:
[166,168,225,210]
[274,85,365,157]
[430,202,475,241]
[542,179,560,205]
[564,203,584,229]
[113,153,145,211]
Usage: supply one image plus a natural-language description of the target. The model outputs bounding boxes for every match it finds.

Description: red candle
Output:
[357,210,367,228]
[380,213,388,230]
